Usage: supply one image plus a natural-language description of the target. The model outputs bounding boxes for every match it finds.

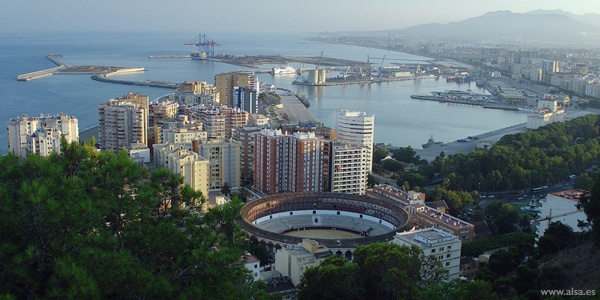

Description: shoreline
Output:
[79,126,98,144]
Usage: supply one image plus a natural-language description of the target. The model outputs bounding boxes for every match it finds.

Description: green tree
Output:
[296,255,364,300]
[393,146,419,163]
[485,201,519,235]
[373,145,390,163]
[417,280,494,300]
[296,243,446,300]
[537,221,574,256]
[0,145,269,299]
[221,182,232,196]
[583,175,600,247]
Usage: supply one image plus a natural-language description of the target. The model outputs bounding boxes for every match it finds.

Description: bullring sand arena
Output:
[238,192,410,250]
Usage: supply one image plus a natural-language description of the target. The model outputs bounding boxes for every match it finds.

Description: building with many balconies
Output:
[98,93,149,150]
[6,113,79,158]
[254,129,327,194]
[190,106,248,140]
[334,109,374,172]
[329,141,370,195]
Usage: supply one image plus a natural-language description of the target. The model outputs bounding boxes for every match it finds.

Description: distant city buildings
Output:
[6,113,79,157]
[169,81,219,106]
[233,87,259,114]
[526,96,566,130]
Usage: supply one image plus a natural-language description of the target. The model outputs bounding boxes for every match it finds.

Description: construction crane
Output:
[184,34,221,59]
[532,208,583,224]
[315,52,323,69]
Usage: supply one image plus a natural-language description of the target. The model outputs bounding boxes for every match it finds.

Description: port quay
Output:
[17,53,433,88]
[17,52,534,116]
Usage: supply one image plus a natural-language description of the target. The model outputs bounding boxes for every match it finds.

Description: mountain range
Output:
[391,10,600,47]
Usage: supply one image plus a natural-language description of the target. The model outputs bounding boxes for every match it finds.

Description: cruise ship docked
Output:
[272,65,296,75]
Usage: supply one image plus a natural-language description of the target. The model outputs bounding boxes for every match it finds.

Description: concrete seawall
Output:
[91,68,179,89]
[17,55,67,81]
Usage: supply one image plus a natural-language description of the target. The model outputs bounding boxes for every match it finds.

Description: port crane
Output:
[184,34,221,58]
[315,52,323,69]
[378,55,385,78]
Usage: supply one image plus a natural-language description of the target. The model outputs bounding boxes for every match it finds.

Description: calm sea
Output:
[0,31,526,153]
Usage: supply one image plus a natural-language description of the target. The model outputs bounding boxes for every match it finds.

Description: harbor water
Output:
[0,31,526,153]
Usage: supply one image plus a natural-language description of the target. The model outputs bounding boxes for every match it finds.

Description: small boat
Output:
[422,135,444,149]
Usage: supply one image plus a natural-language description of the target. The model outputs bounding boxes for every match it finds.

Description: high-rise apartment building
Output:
[233,87,259,113]
[190,106,248,140]
[170,81,219,105]
[330,141,370,195]
[192,139,241,189]
[254,129,326,194]
[149,99,179,127]
[334,109,374,172]
[153,144,210,203]
[215,72,257,107]
[148,99,179,145]
[233,126,263,185]
[6,113,79,158]
[98,93,149,150]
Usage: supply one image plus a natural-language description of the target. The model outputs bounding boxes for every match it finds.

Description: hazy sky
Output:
[1,0,597,33]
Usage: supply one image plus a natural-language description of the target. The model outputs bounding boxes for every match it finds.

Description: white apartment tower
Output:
[98,93,149,150]
[330,141,370,195]
[334,109,374,172]
[7,113,79,158]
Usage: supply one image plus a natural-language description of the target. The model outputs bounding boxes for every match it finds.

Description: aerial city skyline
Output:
[2,1,600,298]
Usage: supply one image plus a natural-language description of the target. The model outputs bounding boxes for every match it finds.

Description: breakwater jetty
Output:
[18,54,180,89]
[17,54,67,81]
[91,70,179,89]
